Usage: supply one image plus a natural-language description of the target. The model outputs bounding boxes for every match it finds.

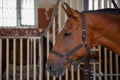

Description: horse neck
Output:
[86,13,120,55]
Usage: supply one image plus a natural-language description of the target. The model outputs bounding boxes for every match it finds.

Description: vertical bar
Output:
[118,0,120,7]
[30,38,33,71]
[34,0,38,27]
[84,0,88,10]
[13,39,16,80]
[65,68,68,80]
[27,39,30,80]
[59,76,62,80]
[93,64,96,80]
[109,51,113,80]
[39,37,43,80]
[58,1,62,32]
[77,65,80,80]
[64,0,67,24]
[92,0,94,10]
[115,55,119,80]
[104,0,107,8]
[20,39,23,80]
[104,48,107,80]
[29,38,33,79]
[109,0,112,8]
[47,32,50,80]
[76,0,80,11]
[98,0,101,9]
[17,0,21,27]
[69,0,73,7]
[6,39,9,80]
[33,38,36,80]
[82,0,84,11]
[53,76,56,80]
[71,65,74,80]
[52,18,56,45]
[0,39,2,80]
[98,46,102,80]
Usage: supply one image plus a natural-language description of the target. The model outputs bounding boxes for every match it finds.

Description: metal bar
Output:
[98,0,101,9]
[53,76,56,80]
[104,0,108,8]
[93,64,96,80]
[92,0,94,10]
[6,39,9,80]
[102,74,120,76]
[52,18,56,45]
[65,68,68,80]
[58,1,62,32]
[34,0,38,27]
[0,39,2,80]
[20,39,23,80]
[13,39,16,80]
[109,51,113,80]
[33,38,37,80]
[104,48,107,80]
[71,65,74,80]
[39,38,43,80]
[98,46,102,80]
[17,0,21,27]
[30,38,33,71]
[115,55,119,80]
[47,32,50,80]
[69,0,72,7]
[118,0,120,7]
[59,76,62,80]
[27,39,30,80]
[109,0,112,8]
[76,0,80,11]
[0,36,41,39]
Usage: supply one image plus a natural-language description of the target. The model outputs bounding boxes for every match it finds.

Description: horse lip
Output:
[46,62,65,77]
[49,70,65,77]
[46,67,65,77]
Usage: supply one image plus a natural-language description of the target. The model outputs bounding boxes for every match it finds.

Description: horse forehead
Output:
[65,17,80,28]
[68,17,80,23]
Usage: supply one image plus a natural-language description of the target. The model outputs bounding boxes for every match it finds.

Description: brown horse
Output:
[46,2,120,77]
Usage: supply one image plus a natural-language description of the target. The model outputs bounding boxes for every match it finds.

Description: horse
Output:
[46,2,120,77]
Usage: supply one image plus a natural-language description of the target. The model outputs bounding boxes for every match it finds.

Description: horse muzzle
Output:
[46,60,65,77]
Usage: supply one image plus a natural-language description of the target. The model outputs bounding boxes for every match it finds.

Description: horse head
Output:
[46,2,89,77]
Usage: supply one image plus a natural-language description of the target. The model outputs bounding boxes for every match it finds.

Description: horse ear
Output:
[62,2,73,17]
[62,2,79,18]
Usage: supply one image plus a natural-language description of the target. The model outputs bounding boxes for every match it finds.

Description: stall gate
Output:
[0,0,120,80]
[0,36,43,80]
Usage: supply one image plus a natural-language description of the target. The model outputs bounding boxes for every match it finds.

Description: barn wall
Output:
[0,0,120,80]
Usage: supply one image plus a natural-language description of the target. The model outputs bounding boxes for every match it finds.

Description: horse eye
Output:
[64,32,72,37]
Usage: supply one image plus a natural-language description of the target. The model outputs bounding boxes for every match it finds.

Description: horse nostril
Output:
[46,63,52,71]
